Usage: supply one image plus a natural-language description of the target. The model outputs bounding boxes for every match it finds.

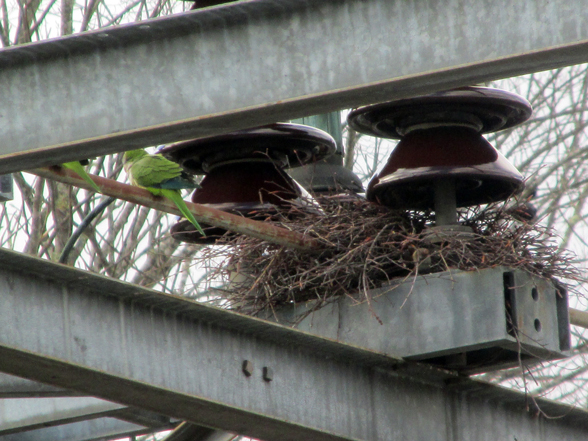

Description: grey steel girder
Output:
[0,373,80,397]
[0,397,125,435]
[1,0,588,173]
[0,374,196,440]
[270,267,570,374]
[0,417,149,441]
[162,423,236,441]
[0,248,588,441]
[0,397,178,437]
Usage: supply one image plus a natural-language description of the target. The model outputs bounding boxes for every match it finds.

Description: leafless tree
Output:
[0,0,206,298]
[480,70,588,406]
[3,0,588,430]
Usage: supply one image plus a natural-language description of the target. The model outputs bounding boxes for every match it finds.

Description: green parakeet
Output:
[62,161,101,193]
[123,149,205,236]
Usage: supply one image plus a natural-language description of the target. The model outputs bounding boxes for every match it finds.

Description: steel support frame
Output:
[270,267,569,374]
[0,373,80,398]
[0,393,179,440]
[0,397,124,434]
[1,0,588,172]
[0,417,151,441]
[0,1,586,440]
[0,373,179,440]
[0,248,587,441]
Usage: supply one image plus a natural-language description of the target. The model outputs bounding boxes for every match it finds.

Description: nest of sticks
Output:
[195,194,580,316]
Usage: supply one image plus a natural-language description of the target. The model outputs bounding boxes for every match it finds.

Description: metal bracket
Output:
[271,267,570,374]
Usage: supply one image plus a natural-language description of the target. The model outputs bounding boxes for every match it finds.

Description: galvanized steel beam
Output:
[0,417,149,441]
[112,407,179,429]
[0,397,125,435]
[0,393,181,441]
[0,249,588,440]
[0,373,79,398]
[1,0,588,173]
[162,423,236,441]
[270,267,570,374]
[0,396,177,437]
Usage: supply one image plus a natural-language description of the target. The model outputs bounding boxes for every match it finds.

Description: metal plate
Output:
[270,267,569,374]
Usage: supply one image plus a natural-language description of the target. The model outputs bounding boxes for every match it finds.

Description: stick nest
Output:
[195,195,580,316]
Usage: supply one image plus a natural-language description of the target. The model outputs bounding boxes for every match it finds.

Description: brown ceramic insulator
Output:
[366,126,524,209]
[348,87,533,139]
[192,162,299,206]
[172,162,315,244]
[159,123,334,244]
[161,123,336,174]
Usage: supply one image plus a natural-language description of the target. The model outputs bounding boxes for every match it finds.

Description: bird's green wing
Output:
[161,189,206,236]
[124,150,204,235]
[129,155,183,188]
[63,161,101,193]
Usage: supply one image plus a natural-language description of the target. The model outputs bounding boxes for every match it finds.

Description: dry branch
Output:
[29,167,322,252]
[196,195,583,317]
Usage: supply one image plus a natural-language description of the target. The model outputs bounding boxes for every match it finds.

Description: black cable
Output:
[59,196,116,264]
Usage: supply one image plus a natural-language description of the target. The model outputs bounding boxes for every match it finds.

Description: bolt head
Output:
[262,366,273,382]
[242,360,254,377]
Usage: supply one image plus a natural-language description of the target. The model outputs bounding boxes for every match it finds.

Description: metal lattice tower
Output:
[2,1,588,440]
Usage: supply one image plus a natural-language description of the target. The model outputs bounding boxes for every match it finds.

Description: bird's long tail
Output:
[63,162,101,193]
[161,189,206,237]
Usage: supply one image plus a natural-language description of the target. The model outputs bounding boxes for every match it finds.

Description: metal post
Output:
[289,113,363,193]
[434,179,457,225]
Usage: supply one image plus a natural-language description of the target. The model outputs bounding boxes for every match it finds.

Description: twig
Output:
[28,167,322,252]
[196,195,583,317]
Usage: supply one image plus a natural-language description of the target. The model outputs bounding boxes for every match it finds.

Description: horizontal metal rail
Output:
[0,248,588,440]
[570,308,588,329]
[1,0,588,172]
[0,418,149,441]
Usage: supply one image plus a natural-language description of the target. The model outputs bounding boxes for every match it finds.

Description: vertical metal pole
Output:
[288,113,363,193]
[434,179,457,225]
